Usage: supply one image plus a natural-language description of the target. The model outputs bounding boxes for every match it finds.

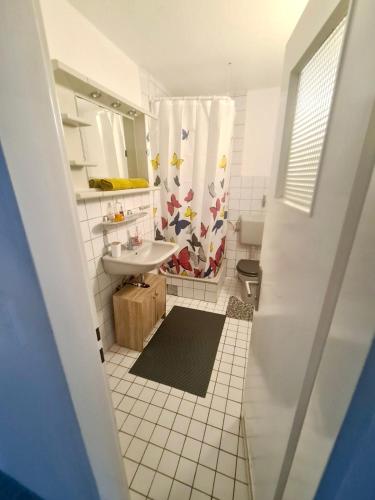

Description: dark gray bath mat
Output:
[129,306,225,397]
[226,296,254,321]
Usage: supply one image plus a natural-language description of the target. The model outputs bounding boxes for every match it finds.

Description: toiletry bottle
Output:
[135,226,141,245]
[114,200,122,222]
[120,202,125,220]
[107,202,115,222]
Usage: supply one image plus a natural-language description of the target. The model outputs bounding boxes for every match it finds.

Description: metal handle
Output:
[245,281,252,297]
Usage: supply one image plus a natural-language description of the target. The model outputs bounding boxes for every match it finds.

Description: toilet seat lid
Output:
[236,259,260,277]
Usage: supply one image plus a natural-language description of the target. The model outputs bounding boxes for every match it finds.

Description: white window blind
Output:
[283,18,346,212]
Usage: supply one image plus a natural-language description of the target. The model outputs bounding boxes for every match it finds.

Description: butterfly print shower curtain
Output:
[149,98,234,278]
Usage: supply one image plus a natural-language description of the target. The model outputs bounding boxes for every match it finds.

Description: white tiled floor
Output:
[105,278,252,500]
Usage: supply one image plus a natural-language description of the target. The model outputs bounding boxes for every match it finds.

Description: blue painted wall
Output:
[0,144,99,500]
[315,338,375,500]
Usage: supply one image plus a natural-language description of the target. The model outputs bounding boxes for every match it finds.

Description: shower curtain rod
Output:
[152,96,233,102]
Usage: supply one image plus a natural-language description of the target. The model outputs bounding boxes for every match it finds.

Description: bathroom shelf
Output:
[52,59,157,120]
[102,212,148,228]
[61,113,92,127]
[69,160,97,168]
[75,187,160,200]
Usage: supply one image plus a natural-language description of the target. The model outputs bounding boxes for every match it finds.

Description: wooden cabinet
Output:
[113,273,166,351]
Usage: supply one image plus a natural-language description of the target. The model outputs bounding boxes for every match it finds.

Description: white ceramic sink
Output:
[102,240,178,276]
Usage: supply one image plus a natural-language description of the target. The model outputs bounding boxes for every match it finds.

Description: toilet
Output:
[236,215,264,309]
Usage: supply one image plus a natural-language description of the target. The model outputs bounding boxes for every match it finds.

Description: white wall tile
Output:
[183,288,194,299]
[193,289,205,300]
[205,291,217,303]
[85,199,102,219]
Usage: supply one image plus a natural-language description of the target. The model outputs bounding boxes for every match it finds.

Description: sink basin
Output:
[102,239,178,276]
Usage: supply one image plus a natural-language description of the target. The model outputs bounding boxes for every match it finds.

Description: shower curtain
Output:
[150,97,234,278]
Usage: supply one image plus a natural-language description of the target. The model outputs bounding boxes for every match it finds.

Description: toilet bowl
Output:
[236,259,260,282]
[236,215,264,309]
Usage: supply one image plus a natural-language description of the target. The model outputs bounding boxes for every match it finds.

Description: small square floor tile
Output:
[115,380,131,394]
[226,400,242,418]
[151,391,168,408]
[127,383,143,399]
[130,400,149,419]
[203,425,222,448]
[213,472,234,500]
[179,400,195,418]
[148,472,172,500]
[217,450,236,478]
[211,395,227,412]
[129,488,146,500]
[125,437,147,462]
[157,408,176,429]
[135,420,155,442]
[141,443,163,470]
[192,405,209,423]
[119,432,132,456]
[214,383,229,398]
[164,395,181,412]
[193,465,215,495]
[115,410,127,430]
[190,489,211,500]
[157,450,179,478]
[123,415,142,436]
[111,392,123,408]
[188,420,206,441]
[220,431,238,455]
[172,414,190,434]
[175,457,197,486]
[123,458,138,484]
[143,404,162,424]
[165,430,185,454]
[138,387,156,403]
[131,465,155,496]
[150,425,170,448]
[169,480,191,500]
[198,443,219,470]
[223,414,240,436]
[181,437,202,462]
[207,409,224,429]
[228,387,242,402]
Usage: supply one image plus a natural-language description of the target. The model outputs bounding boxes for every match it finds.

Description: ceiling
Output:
[68,0,309,95]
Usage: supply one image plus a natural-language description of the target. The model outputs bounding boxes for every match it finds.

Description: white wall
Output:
[39,0,142,106]
[241,88,280,177]
[225,92,273,277]
[40,0,170,352]
[77,192,156,352]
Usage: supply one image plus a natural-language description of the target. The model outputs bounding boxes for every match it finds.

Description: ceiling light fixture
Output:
[111,101,121,109]
[127,109,137,117]
[90,90,102,99]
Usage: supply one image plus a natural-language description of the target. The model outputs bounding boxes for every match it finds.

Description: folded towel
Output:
[99,178,149,190]
[89,178,102,188]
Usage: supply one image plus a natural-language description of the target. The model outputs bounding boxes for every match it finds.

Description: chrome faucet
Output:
[126,230,134,251]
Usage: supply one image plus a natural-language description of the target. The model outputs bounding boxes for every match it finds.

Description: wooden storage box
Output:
[113,273,166,351]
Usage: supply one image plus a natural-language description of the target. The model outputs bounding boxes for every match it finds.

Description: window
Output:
[283,17,346,213]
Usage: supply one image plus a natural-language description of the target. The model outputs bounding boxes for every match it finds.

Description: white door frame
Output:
[0,1,128,498]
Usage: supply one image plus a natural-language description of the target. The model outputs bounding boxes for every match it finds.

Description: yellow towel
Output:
[100,178,149,190]
[89,178,102,188]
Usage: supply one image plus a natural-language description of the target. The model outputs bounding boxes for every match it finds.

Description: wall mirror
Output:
[76,96,148,182]
[52,59,153,194]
